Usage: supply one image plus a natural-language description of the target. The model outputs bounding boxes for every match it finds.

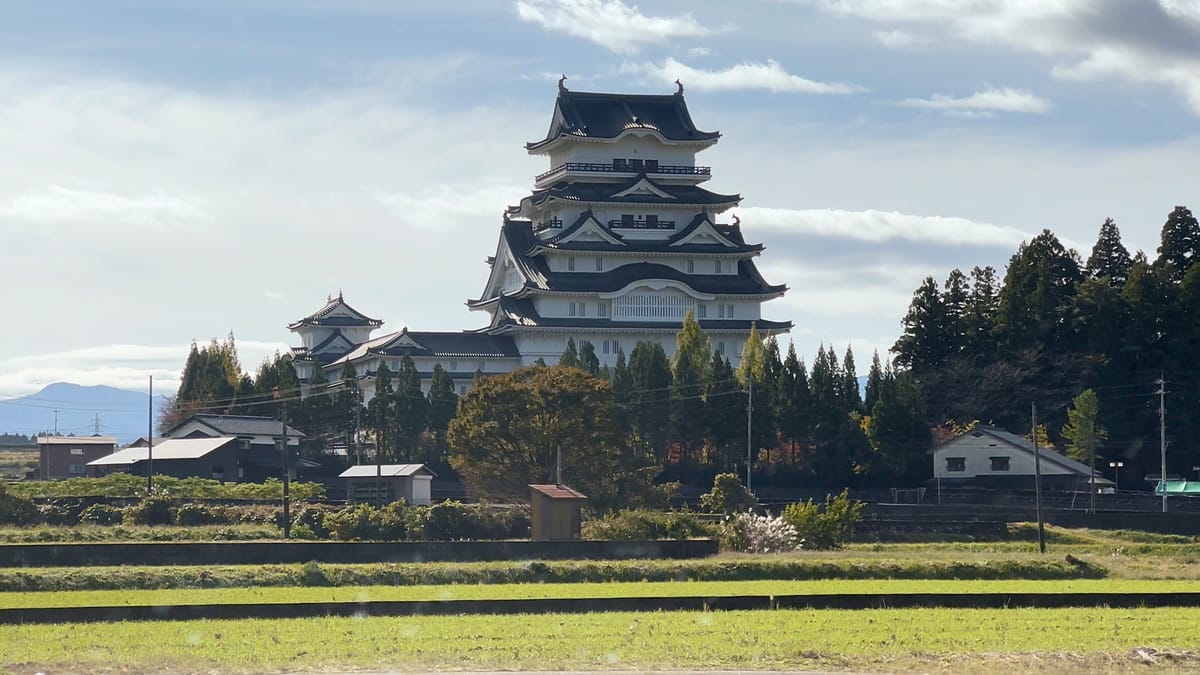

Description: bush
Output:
[582,509,714,540]
[174,503,216,526]
[7,474,326,500]
[421,501,475,540]
[699,473,757,514]
[291,504,336,539]
[123,497,174,526]
[0,485,39,526]
[322,504,379,540]
[781,489,864,550]
[78,503,123,526]
[718,511,801,553]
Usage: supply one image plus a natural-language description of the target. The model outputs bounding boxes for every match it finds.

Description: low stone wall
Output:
[0,538,718,568]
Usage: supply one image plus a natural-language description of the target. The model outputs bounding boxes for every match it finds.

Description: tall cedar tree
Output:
[965,266,999,353]
[892,277,948,373]
[1061,388,1107,464]
[994,230,1083,353]
[1156,206,1200,281]
[671,310,711,462]
[578,340,600,376]
[161,335,243,431]
[393,356,428,462]
[627,341,672,460]
[777,344,811,465]
[943,269,970,355]
[866,367,929,485]
[426,364,458,463]
[1086,218,1133,285]
[841,345,862,413]
[704,352,744,470]
[559,338,580,368]
[368,362,393,460]
[864,351,884,413]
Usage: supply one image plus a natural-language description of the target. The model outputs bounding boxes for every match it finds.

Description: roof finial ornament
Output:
[558,74,568,92]
[732,213,741,227]
[674,79,683,95]
[338,289,343,301]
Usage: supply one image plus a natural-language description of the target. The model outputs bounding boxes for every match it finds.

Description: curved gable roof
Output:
[527,89,720,152]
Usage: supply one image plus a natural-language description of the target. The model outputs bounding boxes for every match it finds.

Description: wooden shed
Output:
[340,464,437,505]
[529,484,587,541]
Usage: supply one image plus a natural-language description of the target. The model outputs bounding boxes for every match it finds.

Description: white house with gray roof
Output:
[934,427,1113,491]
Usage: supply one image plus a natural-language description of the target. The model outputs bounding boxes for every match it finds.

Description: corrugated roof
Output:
[88,437,235,466]
[339,464,437,478]
[529,484,588,499]
[37,436,117,445]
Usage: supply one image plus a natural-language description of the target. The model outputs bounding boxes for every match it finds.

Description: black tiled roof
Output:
[526,178,739,208]
[288,294,383,330]
[527,89,720,152]
[534,211,761,255]
[470,220,784,306]
[484,295,792,333]
[168,415,305,438]
[331,329,521,364]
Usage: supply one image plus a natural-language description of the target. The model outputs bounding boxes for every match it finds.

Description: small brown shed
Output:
[529,484,587,541]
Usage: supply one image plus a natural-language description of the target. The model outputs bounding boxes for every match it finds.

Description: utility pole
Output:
[746,374,753,494]
[1088,419,1096,515]
[1032,402,1046,554]
[376,401,384,508]
[53,410,59,436]
[147,375,154,494]
[353,380,362,465]
[92,414,101,435]
[274,386,291,539]
[1158,376,1167,514]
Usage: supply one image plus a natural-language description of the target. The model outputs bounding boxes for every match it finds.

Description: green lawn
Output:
[2,578,1198,609]
[2,608,1198,673]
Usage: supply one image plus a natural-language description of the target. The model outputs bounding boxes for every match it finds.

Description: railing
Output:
[609,218,675,230]
[535,162,711,182]
[535,218,563,230]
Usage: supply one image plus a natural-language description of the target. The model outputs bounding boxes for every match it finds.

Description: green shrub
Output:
[582,509,713,540]
[300,561,330,586]
[371,501,408,540]
[123,497,174,526]
[7,474,326,500]
[78,503,123,526]
[174,503,216,526]
[37,501,83,526]
[781,489,864,550]
[699,473,757,514]
[291,504,336,538]
[322,504,378,540]
[0,484,39,525]
[421,501,474,540]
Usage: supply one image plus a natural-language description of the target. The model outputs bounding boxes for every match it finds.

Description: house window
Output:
[698,304,707,318]
[595,258,603,271]
[990,456,1010,472]
[70,448,84,455]
[687,259,695,273]
[567,257,575,271]
[68,464,86,475]
[946,457,966,472]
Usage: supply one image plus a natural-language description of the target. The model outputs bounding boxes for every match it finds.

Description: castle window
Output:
[687,260,694,273]
[567,257,575,271]
[598,302,609,317]
[569,302,577,317]
[698,304,707,318]
[579,302,586,317]
[718,304,725,318]
[602,340,610,354]
[717,341,725,355]
[449,361,457,371]
[715,260,723,273]
[726,304,735,318]
[595,257,603,271]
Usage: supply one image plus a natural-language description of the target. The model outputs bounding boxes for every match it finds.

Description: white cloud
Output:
[372,183,526,230]
[515,0,712,54]
[687,46,714,57]
[741,206,1035,247]
[872,29,930,50]
[793,0,1200,114]
[0,185,210,230]
[621,57,866,94]
[898,87,1052,116]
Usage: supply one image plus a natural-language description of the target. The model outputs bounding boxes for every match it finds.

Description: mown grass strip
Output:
[2,608,1198,673]
[0,555,1105,592]
[2,578,1196,610]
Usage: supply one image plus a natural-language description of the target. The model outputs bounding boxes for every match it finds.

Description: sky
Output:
[1,0,1198,411]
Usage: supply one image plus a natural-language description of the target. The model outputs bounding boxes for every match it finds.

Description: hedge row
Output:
[0,556,1107,592]
[7,474,325,500]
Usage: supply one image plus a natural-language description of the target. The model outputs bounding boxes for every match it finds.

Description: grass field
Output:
[2,578,1198,609]
[2,608,1198,673]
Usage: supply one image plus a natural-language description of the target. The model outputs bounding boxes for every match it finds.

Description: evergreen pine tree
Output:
[1086,217,1133,285]
[578,340,600,376]
[368,362,393,461]
[393,356,428,462]
[1156,205,1200,281]
[671,310,712,462]
[627,341,672,460]
[842,345,862,413]
[560,338,581,368]
[427,364,459,466]
[864,351,884,413]
[892,277,948,372]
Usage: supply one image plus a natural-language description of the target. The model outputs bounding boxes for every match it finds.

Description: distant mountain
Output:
[0,383,168,444]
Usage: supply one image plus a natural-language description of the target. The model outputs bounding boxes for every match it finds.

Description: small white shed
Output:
[339,464,437,505]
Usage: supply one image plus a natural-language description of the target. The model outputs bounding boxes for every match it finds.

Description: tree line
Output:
[891,205,1200,484]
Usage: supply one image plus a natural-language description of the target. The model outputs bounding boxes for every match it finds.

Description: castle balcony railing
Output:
[536,162,711,182]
